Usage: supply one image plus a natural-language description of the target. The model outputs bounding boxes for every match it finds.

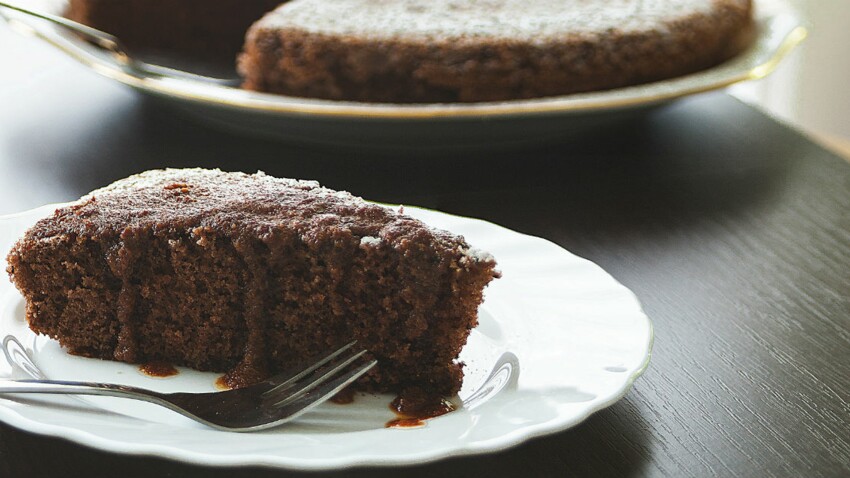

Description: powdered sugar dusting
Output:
[87,168,317,199]
[466,247,495,263]
[360,236,382,246]
[257,0,724,42]
[80,169,497,269]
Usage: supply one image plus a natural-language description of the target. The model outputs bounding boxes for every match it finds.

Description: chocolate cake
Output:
[6,169,499,399]
[66,0,282,64]
[239,0,754,103]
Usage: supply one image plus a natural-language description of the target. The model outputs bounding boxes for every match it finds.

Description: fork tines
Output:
[261,341,376,409]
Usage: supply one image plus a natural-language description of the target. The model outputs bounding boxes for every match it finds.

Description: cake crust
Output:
[7,169,498,398]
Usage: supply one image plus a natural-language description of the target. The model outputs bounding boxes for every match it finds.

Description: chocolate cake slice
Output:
[6,169,499,400]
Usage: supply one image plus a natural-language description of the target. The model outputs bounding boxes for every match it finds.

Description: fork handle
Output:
[0,1,128,58]
[0,378,166,401]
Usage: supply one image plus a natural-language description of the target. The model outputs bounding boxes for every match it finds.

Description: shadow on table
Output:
[3,92,803,231]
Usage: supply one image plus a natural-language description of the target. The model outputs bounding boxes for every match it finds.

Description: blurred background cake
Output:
[66,0,754,102]
[66,0,281,64]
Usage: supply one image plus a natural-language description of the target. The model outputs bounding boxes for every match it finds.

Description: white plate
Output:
[0,203,652,470]
[0,0,805,148]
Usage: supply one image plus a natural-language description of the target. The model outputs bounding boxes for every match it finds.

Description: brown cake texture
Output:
[239,0,754,103]
[6,169,499,399]
[66,0,282,64]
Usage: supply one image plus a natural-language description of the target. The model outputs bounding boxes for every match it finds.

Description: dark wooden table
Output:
[1,23,849,478]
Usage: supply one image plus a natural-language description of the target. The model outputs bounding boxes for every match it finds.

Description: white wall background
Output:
[732,1,850,140]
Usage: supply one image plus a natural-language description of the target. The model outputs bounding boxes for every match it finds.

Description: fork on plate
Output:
[0,336,376,432]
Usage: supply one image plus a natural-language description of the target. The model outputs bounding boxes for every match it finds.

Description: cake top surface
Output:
[24,169,494,265]
[256,0,747,42]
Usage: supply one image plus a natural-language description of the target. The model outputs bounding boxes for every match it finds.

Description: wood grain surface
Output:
[0,23,848,478]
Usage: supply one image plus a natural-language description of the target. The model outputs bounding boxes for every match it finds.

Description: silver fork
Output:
[0,336,376,432]
[0,1,241,86]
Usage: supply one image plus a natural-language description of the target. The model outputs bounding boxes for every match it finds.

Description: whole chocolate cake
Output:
[6,169,499,399]
[239,0,754,102]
